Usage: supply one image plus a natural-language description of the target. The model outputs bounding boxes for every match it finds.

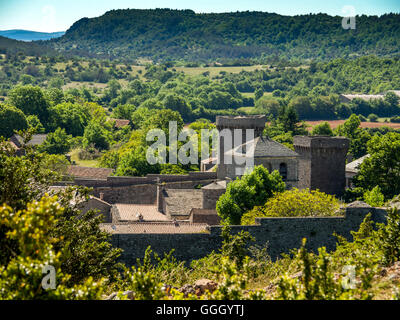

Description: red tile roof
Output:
[110,119,131,128]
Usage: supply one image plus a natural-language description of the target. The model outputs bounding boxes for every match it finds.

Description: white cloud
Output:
[40,5,57,32]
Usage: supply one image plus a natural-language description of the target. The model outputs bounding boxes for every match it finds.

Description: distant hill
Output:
[0,30,65,42]
[0,36,56,56]
[49,9,400,62]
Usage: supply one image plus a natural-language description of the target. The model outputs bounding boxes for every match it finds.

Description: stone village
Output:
[50,115,387,266]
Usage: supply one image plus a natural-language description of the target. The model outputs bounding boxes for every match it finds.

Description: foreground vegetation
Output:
[1,137,400,300]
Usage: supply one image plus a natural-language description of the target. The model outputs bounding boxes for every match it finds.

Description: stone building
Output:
[346,155,370,188]
[294,136,350,197]
[223,136,300,188]
[216,115,267,180]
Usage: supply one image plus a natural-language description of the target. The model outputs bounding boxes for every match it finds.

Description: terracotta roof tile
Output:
[110,119,131,128]
[115,204,169,222]
[101,222,208,234]
[67,166,113,180]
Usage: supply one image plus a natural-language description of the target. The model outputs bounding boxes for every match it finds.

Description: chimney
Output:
[99,193,104,201]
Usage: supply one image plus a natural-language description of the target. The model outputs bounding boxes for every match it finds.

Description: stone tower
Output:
[294,136,350,197]
[216,115,267,180]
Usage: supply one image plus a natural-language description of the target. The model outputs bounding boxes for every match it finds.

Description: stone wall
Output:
[57,172,217,205]
[78,197,112,223]
[294,136,350,196]
[216,116,266,180]
[110,205,387,267]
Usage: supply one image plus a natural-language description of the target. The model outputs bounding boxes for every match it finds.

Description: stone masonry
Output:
[294,136,350,197]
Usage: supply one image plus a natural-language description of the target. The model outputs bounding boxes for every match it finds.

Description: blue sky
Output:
[0,0,399,32]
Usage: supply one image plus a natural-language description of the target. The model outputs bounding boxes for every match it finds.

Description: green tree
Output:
[217,166,286,225]
[83,120,111,151]
[9,85,49,124]
[39,128,72,155]
[26,115,45,134]
[335,115,372,158]
[116,146,160,177]
[163,93,192,121]
[49,102,91,136]
[241,189,341,225]
[111,104,137,120]
[131,107,153,129]
[288,96,313,120]
[278,105,308,135]
[254,88,264,101]
[312,122,334,136]
[255,97,280,117]
[0,104,28,138]
[355,132,400,199]
[363,186,385,207]
[0,196,104,300]
[385,92,399,108]
[0,137,122,292]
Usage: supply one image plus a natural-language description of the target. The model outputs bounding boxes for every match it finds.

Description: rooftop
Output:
[101,222,208,234]
[346,155,370,174]
[110,119,131,128]
[114,204,169,222]
[67,166,113,180]
[341,94,384,101]
[202,180,227,190]
[11,134,48,147]
[226,136,299,158]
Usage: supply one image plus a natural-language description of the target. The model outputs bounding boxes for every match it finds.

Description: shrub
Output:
[363,186,385,207]
[368,114,379,122]
[217,166,286,225]
[274,240,373,300]
[241,189,341,225]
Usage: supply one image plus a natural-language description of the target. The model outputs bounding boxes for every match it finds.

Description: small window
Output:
[280,163,288,181]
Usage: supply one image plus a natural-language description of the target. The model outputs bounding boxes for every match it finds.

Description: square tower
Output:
[294,136,350,197]
[216,116,267,180]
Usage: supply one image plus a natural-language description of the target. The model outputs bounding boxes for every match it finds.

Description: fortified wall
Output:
[106,203,387,266]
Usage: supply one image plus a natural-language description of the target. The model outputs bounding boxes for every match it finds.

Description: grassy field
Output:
[172,65,267,77]
[306,120,400,130]
[69,148,100,168]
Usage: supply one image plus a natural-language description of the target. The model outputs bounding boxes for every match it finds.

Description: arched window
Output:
[280,163,288,181]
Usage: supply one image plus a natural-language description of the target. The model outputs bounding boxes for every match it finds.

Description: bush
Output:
[241,189,341,225]
[363,186,385,207]
[217,166,286,225]
[390,116,400,123]
[0,104,28,138]
[368,114,379,122]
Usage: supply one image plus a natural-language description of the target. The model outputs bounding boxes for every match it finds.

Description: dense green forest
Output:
[0,36,57,57]
[1,53,400,123]
[48,9,400,62]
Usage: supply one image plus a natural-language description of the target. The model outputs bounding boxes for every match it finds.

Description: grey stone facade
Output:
[294,136,350,197]
[216,116,267,180]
